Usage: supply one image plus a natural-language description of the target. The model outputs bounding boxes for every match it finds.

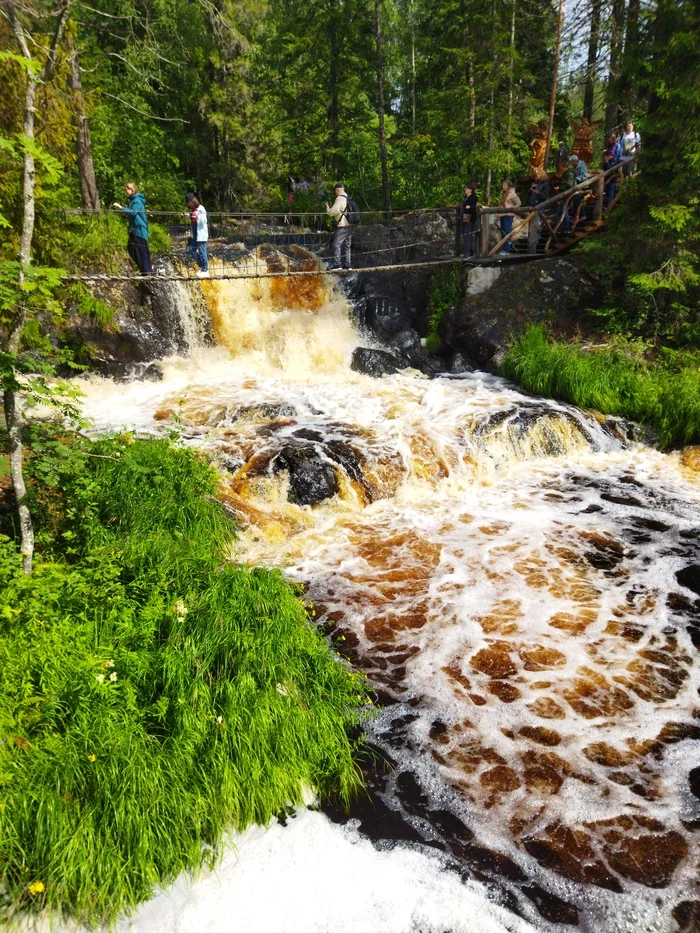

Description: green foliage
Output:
[501,325,700,448]
[0,432,371,926]
[426,265,462,351]
[68,283,115,327]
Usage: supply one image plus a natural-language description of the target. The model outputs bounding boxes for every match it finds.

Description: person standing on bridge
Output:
[498,179,521,254]
[569,154,588,229]
[456,183,478,258]
[326,183,353,271]
[185,193,209,278]
[113,182,152,304]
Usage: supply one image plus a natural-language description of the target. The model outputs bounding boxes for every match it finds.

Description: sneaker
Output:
[197,270,210,278]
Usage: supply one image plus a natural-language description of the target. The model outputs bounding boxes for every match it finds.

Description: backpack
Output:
[343,195,361,225]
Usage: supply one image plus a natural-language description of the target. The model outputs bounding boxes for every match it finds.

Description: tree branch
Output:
[100,91,189,122]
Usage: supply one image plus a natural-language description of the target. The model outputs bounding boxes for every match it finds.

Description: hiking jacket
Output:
[456,193,478,231]
[529,179,550,206]
[120,192,149,241]
[499,188,521,216]
[190,204,209,243]
[327,194,349,227]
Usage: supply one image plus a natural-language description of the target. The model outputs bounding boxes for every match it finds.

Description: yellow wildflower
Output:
[28,880,45,896]
[88,754,96,762]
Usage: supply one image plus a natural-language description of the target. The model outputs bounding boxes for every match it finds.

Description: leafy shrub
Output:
[501,324,700,448]
[426,265,462,352]
[0,432,370,926]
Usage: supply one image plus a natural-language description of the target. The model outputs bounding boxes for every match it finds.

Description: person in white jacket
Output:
[186,193,209,277]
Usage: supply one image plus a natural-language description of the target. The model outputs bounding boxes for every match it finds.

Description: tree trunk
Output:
[583,0,601,121]
[5,0,72,575]
[485,0,497,204]
[543,0,565,170]
[619,0,640,118]
[506,0,516,171]
[329,0,340,180]
[67,34,100,211]
[604,0,625,134]
[375,0,392,216]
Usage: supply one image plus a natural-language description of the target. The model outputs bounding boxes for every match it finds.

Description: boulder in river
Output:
[440,257,601,371]
[351,347,401,377]
[275,446,339,506]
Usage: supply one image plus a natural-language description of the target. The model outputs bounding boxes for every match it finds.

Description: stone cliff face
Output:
[440,257,602,372]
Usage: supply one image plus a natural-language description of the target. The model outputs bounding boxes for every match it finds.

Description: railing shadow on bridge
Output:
[60,159,634,282]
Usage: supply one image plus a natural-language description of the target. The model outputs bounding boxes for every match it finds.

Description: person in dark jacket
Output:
[113,182,153,280]
[456,183,478,258]
[529,169,550,235]
[602,133,622,206]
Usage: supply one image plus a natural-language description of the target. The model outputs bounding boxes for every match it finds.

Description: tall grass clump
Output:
[425,265,462,352]
[0,432,371,926]
[501,325,700,447]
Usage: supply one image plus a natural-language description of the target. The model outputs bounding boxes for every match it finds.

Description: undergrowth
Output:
[55,213,171,273]
[425,265,462,352]
[501,324,700,448]
[0,430,371,926]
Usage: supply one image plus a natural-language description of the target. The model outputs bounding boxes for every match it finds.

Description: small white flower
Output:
[105,659,115,669]
[275,683,289,696]
[216,716,223,724]
[109,672,118,683]
[173,599,188,618]
[96,674,105,684]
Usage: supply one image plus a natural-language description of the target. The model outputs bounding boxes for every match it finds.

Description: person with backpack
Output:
[185,192,209,278]
[326,183,359,270]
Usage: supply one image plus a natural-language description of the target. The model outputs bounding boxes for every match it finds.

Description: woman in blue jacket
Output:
[113,182,153,277]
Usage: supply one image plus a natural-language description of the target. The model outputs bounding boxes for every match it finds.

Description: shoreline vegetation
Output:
[0,430,371,927]
[500,325,700,449]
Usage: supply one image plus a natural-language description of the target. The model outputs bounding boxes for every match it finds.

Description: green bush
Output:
[0,432,370,926]
[501,325,700,448]
[426,265,462,352]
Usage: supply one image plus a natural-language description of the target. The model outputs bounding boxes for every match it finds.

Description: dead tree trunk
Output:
[67,33,100,211]
[375,0,392,216]
[583,0,601,121]
[5,0,72,575]
[543,0,565,170]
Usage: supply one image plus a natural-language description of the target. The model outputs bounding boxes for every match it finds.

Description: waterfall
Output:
[76,251,700,933]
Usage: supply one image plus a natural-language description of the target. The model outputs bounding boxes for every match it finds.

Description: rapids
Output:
[76,265,700,933]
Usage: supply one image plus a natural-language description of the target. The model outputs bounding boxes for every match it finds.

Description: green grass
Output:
[0,432,371,926]
[425,265,462,353]
[501,325,700,448]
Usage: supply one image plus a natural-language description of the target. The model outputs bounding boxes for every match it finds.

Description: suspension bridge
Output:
[64,160,633,283]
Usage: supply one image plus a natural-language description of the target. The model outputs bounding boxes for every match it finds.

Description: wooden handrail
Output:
[478,156,635,216]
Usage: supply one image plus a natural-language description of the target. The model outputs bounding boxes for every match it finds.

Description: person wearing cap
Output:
[185,192,209,278]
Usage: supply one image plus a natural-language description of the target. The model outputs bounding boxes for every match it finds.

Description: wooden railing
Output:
[476,157,635,259]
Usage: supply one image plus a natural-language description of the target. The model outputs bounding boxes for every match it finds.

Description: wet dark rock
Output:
[689,766,700,801]
[600,492,644,508]
[388,328,422,359]
[454,843,527,883]
[673,900,700,932]
[523,826,623,892]
[351,347,401,377]
[396,771,429,816]
[521,883,579,926]
[230,403,296,423]
[440,257,601,371]
[274,446,339,505]
[447,351,474,375]
[676,565,700,597]
[426,809,474,846]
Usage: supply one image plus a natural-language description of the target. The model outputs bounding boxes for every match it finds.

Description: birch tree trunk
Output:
[4,0,72,575]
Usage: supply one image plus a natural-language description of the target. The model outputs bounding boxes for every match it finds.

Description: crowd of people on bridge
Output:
[113,121,640,280]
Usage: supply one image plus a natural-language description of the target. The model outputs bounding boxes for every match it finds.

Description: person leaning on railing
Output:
[498,178,521,254]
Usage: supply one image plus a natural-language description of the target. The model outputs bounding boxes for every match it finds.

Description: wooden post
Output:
[480,211,490,257]
[593,174,605,220]
[528,211,538,253]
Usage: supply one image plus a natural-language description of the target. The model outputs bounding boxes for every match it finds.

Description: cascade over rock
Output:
[440,258,601,371]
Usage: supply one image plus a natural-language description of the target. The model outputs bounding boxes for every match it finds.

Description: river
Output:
[71,263,700,933]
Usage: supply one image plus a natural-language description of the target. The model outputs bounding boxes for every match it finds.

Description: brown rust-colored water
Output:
[79,281,700,933]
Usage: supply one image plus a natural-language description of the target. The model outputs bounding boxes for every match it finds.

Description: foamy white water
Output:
[71,266,700,932]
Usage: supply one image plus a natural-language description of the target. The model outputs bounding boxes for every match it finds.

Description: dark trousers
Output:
[332,226,352,268]
[462,223,474,258]
[500,215,514,252]
[127,234,152,275]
